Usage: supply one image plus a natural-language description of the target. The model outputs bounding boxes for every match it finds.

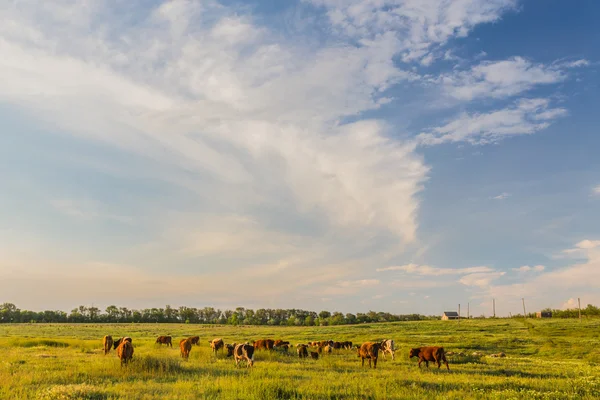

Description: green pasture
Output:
[0,318,599,399]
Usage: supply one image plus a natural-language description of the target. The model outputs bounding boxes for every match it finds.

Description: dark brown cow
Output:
[274,340,290,347]
[409,347,449,370]
[209,338,224,355]
[310,351,319,360]
[319,340,334,347]
[297,344,308,358]
[156,336,173,347]
[233,343,254,367]
[117,340,134,366]
[113,336,132,349]
[180,338,193,360]
[332,341,342,349]
[225,343,236,357]
[341,341,353,350]
[102,335,113,355]
[189,336,200,345]
[358,342,380,369]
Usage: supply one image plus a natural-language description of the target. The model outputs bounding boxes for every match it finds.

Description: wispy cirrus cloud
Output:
[438,57,587,101]
[377,263,494,275]
[492,192,511,200]
[416,98,567,146]
[512,265,545,273]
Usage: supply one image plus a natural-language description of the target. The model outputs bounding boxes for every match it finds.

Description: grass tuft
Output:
[37,384,107,400]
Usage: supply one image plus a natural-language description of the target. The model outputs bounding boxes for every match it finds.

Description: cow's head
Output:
[113,337,123,349]
[409,348,420,358]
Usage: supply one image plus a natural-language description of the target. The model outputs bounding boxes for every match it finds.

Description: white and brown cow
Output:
[379,339,395,360]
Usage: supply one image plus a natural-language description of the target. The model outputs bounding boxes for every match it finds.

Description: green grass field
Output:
[1,319,599,399]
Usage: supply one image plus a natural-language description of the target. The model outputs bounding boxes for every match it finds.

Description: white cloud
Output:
[592,185,600,196]
[337,279,380,288]
[417,98,567,146]
[440,57,571,101]
[459,271,505,288]
[492,192,510,200]
[512,265,545,273]
[377,263,493,275]
[305,0,517,65]
[487,240,600,312]
[562,298,578,309]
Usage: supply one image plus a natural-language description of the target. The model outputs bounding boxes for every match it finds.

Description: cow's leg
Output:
[443,356,449,370]
[391,351,395,361]
[362,357,365,367]
[425,360,429,368]
[418,358,423,368]
[373,357,377,369]
[368,358,372,368]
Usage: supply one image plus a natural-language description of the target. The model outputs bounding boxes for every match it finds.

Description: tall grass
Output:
[0,319,599,399]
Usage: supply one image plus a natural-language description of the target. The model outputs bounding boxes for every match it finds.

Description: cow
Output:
[332,341,342,350]
[274,340,290,347]
[341,341,353,350]
[156,336,173,347]
[117,340,134,366]
[358,342,380,369]
[254,339,274,351]
[319,340,334,347]
[379,339,395,360]
[102,335,113,355]
[409,347,449,370]
[180,338,193,360]
[189,336,200,345]
[113,337,132,349]
[297,344,308,358]
[209,338,224,355]
[225,343,236,357]
[233,343,254,367]
[274,343,289,353]
[310,351,319,360]
[323,345,333,354]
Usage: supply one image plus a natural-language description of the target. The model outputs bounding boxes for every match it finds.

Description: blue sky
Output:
[1,0,599,316]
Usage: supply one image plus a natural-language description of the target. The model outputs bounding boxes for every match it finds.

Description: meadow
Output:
[0,318,599,399]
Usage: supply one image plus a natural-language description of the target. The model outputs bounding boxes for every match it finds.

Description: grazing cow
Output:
[254,339,275,351]
[332,341,342,350]
[274,343,289,353]
[189,336,200,345]
[225,343,236,357]
[297,344,308,358]
[358,342,380,369]
[319,340,334,347]
[340,341,353,350]
[233,343,254,367]
[102,335,113,355]
[156,336,173,347]
[209,338,224,355]
[310,351,319,360]
[117,340,134,366]
[379,339,395,360]
[323,345,333,354]
[113,337,132,349]
[409,347,449,370]
[274,340,290,347]
[180,338,193,360]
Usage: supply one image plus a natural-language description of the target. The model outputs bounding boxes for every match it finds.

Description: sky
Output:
[1,0,599,317]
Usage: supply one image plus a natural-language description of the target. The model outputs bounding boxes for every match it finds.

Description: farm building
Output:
[536,311,552,318]
[441,311,459,320]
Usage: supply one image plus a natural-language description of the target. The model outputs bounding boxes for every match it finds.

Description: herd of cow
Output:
[102,334,450,370]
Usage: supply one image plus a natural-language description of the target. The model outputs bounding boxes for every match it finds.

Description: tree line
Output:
[0,303,439,325]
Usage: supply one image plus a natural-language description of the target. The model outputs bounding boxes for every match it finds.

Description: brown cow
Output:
[102,335,113,355]
[180,338,193,360]
[209,338,224,355]
[358,342,380,369]
[310,351,319,360]
[379,339,395,360]
[274,339,290,347]
[113,337,132,349]
[156,336,173,347]
[189,336,200,345]
[254,339,275,351]
[332,341,342,349]
[117,340,134,366]
[409,347,449,370]
[233,343,254,367]
[297,344,308,358]
[340,341,353,350]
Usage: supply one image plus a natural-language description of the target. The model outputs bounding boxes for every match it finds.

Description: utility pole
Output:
[493,298,496,318]
[522,298,526,318]
[578,298,582,322]
[458,304,461,326]
[467,302,470,320]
